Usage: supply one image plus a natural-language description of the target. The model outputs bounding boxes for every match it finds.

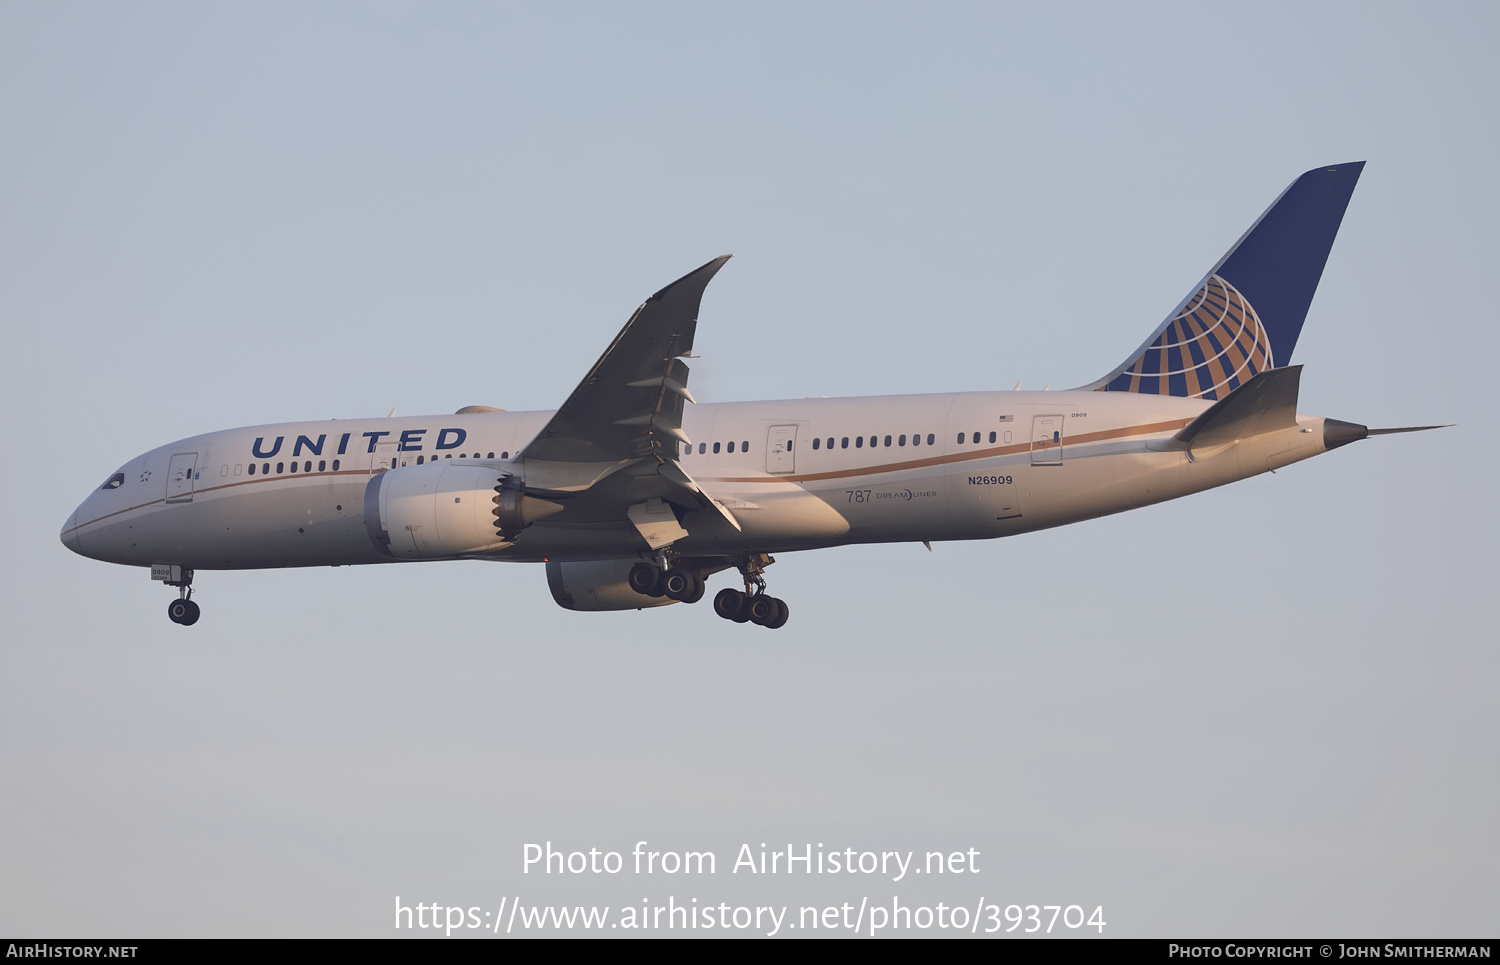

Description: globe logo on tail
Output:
[1101,274,1272,400]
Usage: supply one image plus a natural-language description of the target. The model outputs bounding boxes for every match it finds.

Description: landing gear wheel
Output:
[628,562,663,597]
[765,597,789,630]
[661,567,697,601]
[681,572,706,604]
[714,588,748,621]
[744,595,789,629]
[167,598,200,625]
[748,594,780,626]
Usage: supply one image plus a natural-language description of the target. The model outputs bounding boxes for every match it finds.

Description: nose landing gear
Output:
[167,595,200,626]
[154,564,200,626]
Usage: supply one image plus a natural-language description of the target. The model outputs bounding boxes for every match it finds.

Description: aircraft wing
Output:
[514,256,741,541]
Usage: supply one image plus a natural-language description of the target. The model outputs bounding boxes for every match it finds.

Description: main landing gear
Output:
[713,553,788,629]
[627,552,790,629]
[627,560,706,603]
[157,565,200,626]
[712,587,788,629]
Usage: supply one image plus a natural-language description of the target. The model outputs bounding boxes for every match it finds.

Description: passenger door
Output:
[1031,416,1064,465]
[766,425,798,474]
[166,453,197,503]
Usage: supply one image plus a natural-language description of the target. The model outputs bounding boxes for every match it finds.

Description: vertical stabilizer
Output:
[1083,163,1364,400]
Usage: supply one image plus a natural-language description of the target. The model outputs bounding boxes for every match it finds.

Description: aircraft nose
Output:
[61,508,82,555]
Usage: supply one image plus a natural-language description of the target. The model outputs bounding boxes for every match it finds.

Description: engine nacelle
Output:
[365,463,546,560]
[546,559,678,611]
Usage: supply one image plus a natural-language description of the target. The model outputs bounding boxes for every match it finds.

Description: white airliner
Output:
[61,162,1439,629]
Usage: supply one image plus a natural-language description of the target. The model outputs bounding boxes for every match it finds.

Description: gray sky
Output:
[3,1,1494,937]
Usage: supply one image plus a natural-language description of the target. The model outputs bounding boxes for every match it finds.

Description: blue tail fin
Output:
[1085,162,1364,400]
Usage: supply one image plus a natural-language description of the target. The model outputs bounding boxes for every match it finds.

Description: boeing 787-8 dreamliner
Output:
[61,162,1440,629]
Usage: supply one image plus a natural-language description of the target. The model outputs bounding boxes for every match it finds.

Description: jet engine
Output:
[546,559,679,611]
[364,463,561,559]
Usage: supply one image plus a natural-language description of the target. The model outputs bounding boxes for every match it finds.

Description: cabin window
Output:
[884,435,892,447]
[812,438,820,450]
[972,432,980,444]
[856,436,864,448]
[956,432,964,444]
[728,441,735,453]
[713,442,721,454]
[318,460,326,471]
[841,437,849,449]
[742,441,749,451]
[262,463,270,474]
[332,459,340,471]
[899,434,907,446]
[989,431,997,443]
[927,433,935,446]
[290,461,298,473]
[249,464,256,475]
[276,462,285,473]
[99,472,125,491]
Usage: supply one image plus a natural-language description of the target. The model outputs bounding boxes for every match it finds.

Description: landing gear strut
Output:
[713,553,789,629]
[157,564,200,626]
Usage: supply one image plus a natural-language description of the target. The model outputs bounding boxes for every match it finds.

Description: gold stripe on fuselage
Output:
[699,418,1191,485]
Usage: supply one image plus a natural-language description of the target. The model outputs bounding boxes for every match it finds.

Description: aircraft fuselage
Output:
[60,163,1391,628]
[62,388,1332,572]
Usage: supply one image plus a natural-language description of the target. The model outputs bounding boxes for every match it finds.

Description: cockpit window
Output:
[99,472,125,491]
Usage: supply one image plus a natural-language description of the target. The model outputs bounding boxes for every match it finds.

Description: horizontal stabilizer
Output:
[1152,365,1303,452]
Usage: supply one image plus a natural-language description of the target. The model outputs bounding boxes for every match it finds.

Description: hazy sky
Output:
[3,1,1495,937]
